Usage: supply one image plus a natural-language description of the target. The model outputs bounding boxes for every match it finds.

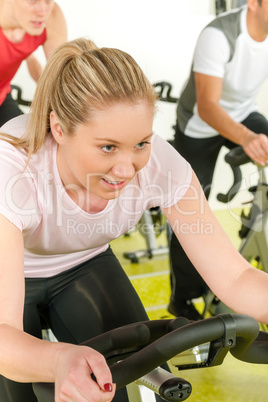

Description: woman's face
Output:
[51,101,154,202]
[10,0,54,35]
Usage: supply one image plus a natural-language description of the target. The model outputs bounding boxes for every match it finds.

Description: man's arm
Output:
[26,54,43,82]
[43,2,68,59]
[195,72,268,166]
[25,3,67,83]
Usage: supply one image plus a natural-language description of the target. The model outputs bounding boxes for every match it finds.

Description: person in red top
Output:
[0,0,67,127]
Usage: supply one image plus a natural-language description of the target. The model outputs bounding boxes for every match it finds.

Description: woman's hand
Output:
[54,344,116,401]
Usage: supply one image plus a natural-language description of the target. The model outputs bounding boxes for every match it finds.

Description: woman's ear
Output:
[50,111,64,144]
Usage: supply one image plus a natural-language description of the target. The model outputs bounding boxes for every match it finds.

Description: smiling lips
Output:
[102,178,126,190]
[105,179,121,184]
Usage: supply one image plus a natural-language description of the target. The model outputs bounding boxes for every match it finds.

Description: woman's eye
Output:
[101,145,115,153]
[136,141,150,150]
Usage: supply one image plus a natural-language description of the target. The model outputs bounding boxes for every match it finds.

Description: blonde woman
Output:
[0,38,268,402]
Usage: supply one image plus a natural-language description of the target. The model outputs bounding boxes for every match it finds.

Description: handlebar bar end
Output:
[159,378,192,401]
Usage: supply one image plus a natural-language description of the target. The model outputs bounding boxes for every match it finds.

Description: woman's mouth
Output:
[102,178,126,190]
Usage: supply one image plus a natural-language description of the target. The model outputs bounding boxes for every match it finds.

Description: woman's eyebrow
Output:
[94,137,121,144]
[95,133,153,144]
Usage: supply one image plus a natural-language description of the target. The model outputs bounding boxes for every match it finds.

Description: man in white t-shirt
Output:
[169,0,268,320]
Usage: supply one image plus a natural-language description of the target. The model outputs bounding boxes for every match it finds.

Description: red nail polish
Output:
[104,383,113,392]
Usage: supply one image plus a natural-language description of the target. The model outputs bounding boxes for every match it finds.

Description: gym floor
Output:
[110,208,267,401]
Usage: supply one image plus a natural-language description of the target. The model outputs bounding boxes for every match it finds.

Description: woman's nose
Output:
[112,157,136,179]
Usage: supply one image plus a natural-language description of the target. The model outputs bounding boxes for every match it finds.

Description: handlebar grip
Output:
[153,81,178,103]
[111,317,223,387]
[224,146,251,167]
[217,146,250,203]
[82,318,190,358]
[111,314,260,389]
[230,316,268,363]
[81,322,151,355]
[216,164,242,203]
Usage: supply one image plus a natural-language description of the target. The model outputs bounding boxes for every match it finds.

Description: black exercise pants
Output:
[0,93,23,127]
[0,247,165,402]
[169,112,268,303]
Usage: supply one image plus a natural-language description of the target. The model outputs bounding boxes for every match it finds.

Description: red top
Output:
[0,29,47,105]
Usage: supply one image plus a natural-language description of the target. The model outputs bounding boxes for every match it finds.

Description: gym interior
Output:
[11,0,268,400]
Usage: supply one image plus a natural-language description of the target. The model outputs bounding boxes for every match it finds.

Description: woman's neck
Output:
[66,187,109,214]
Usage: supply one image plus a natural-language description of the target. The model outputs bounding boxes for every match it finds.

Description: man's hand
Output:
[242,132,268,166]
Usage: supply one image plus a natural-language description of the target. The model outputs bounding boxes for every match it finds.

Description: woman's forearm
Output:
[0,324,61,382]
[224,265,268,324]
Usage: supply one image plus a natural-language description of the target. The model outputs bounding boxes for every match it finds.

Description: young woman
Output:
[0,37,268,402]
[0,0,67,126]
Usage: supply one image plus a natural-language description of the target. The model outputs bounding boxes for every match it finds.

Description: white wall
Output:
[12,0,268,210]
[13,0,213,102]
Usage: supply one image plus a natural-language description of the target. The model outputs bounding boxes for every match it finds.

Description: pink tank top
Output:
[0,29,47,105]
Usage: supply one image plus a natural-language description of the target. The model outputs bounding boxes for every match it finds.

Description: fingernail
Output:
[104,383,113,392]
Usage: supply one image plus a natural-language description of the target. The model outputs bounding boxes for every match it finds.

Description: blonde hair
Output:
[1,37,157,159]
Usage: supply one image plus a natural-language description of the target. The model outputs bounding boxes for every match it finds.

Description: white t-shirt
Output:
[0,114,192,278]
[178,6,268,138]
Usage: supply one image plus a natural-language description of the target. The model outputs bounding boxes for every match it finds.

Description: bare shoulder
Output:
[48,2,66,25]
[44,2,68,58]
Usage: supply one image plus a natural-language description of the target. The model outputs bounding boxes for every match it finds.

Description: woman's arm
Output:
[0,214,115,400]
[162,171,268,324]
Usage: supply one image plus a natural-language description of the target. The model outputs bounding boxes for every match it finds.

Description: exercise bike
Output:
[203,146,268,331]
[216,146,268,273]
[33,313,268,401]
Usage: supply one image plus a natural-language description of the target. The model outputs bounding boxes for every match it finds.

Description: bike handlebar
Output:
[153,81,178,104]
[224,146,251,167]
[217,146,252,203]
[33,313,268,401]
[11,85,32,107]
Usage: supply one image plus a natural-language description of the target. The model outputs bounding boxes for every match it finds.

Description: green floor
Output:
[110,208,267,401]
